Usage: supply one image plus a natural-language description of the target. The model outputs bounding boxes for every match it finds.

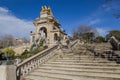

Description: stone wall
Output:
[0,65,16,80]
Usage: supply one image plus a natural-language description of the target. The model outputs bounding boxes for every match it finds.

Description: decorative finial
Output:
[44,6,47,9]
[42,6,44,9]
[48,6,50,9]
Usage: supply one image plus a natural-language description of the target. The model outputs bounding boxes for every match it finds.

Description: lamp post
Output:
[6,53,11,64]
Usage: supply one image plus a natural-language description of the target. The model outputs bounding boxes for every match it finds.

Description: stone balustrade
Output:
[16,45,58,80]
[86,45,120,63]
[110,36,120,50]
[68,40,79,53]
[69,40,79,48]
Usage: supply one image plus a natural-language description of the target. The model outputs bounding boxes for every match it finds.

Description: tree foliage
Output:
[20,46,47,59]
[0,34,29,49]
[3,48,15,54]
[1,35,14,48]
[2,48,15,59]
[106,30,120,41]
[72,25,99,42]
[95,36,105,43]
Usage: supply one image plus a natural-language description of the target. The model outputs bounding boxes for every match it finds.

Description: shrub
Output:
[20,46,47,59]
[30,43,36,51]
[2,48,15,60]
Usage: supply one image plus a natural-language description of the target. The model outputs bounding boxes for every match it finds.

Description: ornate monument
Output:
[30,6,67,46]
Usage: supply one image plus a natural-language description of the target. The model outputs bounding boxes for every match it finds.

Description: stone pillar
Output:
[0,65,16,80]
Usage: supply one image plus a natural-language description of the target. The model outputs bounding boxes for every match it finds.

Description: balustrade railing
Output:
[110,36,120,50]
[69,40,78,48]
[16,45,58,80]
[86,45,120,63]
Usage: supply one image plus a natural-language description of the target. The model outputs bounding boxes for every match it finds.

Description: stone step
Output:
[35,69,120,78]
[48,61,115,64]
[40,64,120,70]
[64,53,89,55]
[59,55,96,57]
[58,56,94,59]
[59,55,99,57]
[55,59,109,61]
[62,55,88,57]
[46,62,119,67]
[66,54,93,56]
[58,54,89,56]
[57,57,95,59]
[38,66,120,74]
[29,71,120,80]
[56,58,110,61]
[68,56,104,58]
[57,57,95,60]
[52,60,113,63]
[24,75,65,80]
[58,55,109,58]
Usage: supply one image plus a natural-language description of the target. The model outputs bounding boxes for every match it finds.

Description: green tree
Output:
[95,36,105,43]
[84,32,95,42]
[72,25,99,42]
[1,35,14,48]
[2,48,15,59]
[106,30,120,41]
[72,30,79,39]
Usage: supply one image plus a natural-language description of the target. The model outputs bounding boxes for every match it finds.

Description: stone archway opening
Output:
[39,27,47,39]
[54,33,58,41]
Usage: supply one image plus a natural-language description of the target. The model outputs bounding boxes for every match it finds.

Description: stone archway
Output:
[39,27,47,39]
[54,33,58,41]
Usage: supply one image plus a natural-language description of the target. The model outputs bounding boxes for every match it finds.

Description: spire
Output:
[48,6,50,9]
[48,6,53,17]
[44,6,47,9]
[40,6,54,18]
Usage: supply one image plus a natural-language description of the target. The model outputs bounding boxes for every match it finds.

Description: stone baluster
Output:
[116,56,120,63]
[28,62,31,72]
[31,61,34,69]
[34,59,37,68]
[26,63,30,74]
[23,64,26,76]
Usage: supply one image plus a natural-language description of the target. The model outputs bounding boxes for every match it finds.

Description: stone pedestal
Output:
[0,65,16,80]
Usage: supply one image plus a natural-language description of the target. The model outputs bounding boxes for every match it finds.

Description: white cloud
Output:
[101,4,111,12]
[96,28,109,37]
[89,19,101,25]
[0,7,34,39]
[0,7,9,14]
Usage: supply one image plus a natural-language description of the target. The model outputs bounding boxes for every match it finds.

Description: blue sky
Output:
[0,0,120,39]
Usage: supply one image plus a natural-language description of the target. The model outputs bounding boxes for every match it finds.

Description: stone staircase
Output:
[23,45,120,80]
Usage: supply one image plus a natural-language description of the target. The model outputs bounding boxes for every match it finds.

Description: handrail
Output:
[69,40,78,48]
[16,45,58,80]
